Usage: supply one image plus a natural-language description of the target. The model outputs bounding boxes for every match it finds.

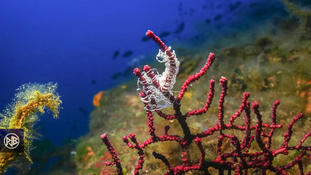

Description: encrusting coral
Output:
[100,30,311,175]
[0,83,61,174]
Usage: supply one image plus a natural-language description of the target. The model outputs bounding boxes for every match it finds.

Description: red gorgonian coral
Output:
[101,30,311,175]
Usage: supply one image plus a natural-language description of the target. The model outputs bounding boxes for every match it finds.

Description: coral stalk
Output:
[101,30,311,175]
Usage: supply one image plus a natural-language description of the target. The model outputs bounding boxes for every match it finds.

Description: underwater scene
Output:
[0,0,311,174]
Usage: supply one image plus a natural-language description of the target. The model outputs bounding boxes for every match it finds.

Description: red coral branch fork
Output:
[101,30,311,175]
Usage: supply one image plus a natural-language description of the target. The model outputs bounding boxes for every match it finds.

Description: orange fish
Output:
[93,91,103,107]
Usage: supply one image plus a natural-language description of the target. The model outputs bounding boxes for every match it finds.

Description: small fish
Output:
[78,107,88,117]
[193,34,205,42]
[229,1,241,11]
[214,14,222,21]
[205,18,211,24]
[189,8,194,16]
[71,121,77,131]
[112,72,122,79]
[230,30,237,38]
[249,2,257,8]
[178,2,182,11]
[174,22,185,34]
[178,2,183,15]
[122,50,133,58]
[112,50,120,59]
[123,66,134,76]
[216,25,222,30]
[141,35,150,42]
[159,31,170,38]
[91,80,96,85]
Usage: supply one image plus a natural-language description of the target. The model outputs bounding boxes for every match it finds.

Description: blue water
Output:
[0,0,286,147]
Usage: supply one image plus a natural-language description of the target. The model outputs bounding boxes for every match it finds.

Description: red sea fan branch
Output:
[100,30,311,175]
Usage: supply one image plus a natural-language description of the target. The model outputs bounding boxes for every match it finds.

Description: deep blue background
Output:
[0,0,286,145]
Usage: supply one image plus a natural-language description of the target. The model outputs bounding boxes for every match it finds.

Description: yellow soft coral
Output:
[0,83,61,174]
